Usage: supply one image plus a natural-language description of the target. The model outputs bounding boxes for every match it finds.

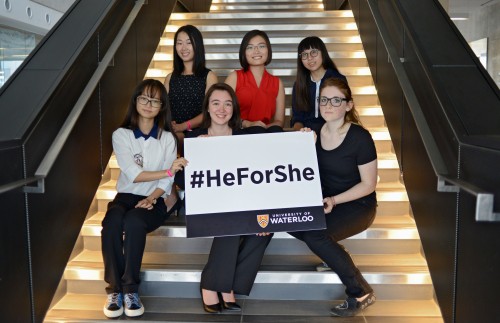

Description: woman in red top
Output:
[225,30,285,131]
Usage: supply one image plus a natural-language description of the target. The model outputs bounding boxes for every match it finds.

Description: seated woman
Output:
[291,36,347,132]
[290,77,378,317]
[176,83,272,313]
[225,29,285,133]
[101,79,187,318]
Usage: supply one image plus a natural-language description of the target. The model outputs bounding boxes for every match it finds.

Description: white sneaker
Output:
[103,292,123,318]
[124,292,144,317]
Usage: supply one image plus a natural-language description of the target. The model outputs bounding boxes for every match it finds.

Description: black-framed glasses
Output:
[137,95,162,108]
[318,96,349,107]
[299,49,320,60]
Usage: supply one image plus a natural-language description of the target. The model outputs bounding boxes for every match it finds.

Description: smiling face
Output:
[175,31,194,63]
[208,90,234,126]
[136,86,162,120]
[245,35,269,67]
[319,85,352,123]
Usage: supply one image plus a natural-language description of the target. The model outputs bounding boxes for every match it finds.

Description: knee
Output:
[123,211,147,234]
[101,209,124,235]
[302,230,331,248]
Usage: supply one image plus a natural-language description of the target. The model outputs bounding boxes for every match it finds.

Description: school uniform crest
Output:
[257,214,269,228]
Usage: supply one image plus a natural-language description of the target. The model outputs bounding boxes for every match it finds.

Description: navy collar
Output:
[133,123,159,140]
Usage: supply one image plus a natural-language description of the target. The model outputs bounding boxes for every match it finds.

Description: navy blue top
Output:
[290,68,347,132]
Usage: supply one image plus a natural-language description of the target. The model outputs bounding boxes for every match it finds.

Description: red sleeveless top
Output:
[235,69,279,124]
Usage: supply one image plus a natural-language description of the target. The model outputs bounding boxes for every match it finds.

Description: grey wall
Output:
[453,2,500,88]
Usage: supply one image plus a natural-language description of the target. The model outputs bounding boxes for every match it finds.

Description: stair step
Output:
[64,251,432,300]
[170,10,353,21]
[46,294,443,322]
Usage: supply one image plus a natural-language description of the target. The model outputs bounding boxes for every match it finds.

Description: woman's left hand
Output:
[323,197,334,214]
[136,198,155,210]
[170,157,188,173]
[256,232,271,236]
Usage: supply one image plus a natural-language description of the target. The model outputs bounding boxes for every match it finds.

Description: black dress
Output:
[168,69,210,124]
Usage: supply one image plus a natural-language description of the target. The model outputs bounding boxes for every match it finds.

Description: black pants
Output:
[200,233,273,295]
[289,196,376,298]
[101,193,168,294]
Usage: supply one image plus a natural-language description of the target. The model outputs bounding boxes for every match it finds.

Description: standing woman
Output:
[177,83,272,313]
[225,29,285,131]
[164,24,218,148]
[291,36,347,132]
[290,77,377,317]
[101,79,187,318]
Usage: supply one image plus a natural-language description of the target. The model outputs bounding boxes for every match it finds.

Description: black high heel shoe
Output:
[200,287,221,314]
[166,198,183,217]
[218,292,241,312]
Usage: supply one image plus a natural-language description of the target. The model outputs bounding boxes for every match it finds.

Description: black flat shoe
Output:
[200,288,221,314]
[218,292,241,312]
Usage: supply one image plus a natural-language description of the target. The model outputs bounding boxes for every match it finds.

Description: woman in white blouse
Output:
[101,79,187,318]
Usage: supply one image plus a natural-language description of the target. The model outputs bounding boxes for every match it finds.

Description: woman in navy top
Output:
[291,36,347,132]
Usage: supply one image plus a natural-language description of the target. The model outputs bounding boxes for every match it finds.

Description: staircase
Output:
[45,0,443,321]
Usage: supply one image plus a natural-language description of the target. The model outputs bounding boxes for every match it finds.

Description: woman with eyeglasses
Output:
[173,83,272,313]
[290,77,377,317]
[101,79,187,318]
[225,29,285,132]
[291,36,347,132]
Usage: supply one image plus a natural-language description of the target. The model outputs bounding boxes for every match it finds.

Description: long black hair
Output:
[295,36,340,112]
[172,25,208,77]
[120,79,177,146]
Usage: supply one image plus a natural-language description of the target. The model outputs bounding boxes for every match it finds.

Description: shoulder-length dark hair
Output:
[295,36,340,112]
[239,30,272,71]
[320,77,361,127]
[172,25,208,77]
[120,79,177,144]
[200,83,241,130]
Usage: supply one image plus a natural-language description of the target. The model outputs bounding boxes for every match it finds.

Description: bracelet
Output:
[186,120,192,131]
[166,169,173,177]
[331,196,336,208]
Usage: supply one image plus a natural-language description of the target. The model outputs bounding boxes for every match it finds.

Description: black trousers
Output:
[200,233,273,296]
[289,196,376,298]
[101,193,167,294]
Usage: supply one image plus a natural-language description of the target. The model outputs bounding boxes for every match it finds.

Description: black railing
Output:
[0,1,176,322]
[349,0,500,322]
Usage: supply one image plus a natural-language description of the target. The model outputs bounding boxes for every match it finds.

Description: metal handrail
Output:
[20,0,145,194]
[365,0,498,222]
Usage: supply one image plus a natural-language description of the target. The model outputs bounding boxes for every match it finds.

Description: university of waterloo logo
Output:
[257,214,269,228]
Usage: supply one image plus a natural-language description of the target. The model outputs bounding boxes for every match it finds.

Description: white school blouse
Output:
[112,127,176,197]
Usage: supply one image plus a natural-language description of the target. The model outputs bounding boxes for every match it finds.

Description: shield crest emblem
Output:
[257,214,269,228]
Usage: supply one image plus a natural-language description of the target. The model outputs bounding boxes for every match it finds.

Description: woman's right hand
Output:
[300,127,317,143]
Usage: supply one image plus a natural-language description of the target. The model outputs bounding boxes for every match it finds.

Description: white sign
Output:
[183,131,325,237]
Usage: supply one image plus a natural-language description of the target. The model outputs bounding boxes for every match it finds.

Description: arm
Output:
[323,159,378,213]
[290,82,305,130]
[224,70,237,90]
[206,70,218,92]
[163,73,172,92]
[267,78,285,128]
